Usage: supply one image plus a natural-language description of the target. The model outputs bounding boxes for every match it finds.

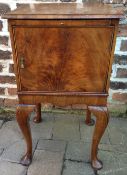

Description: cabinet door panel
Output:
[14,25,114,92]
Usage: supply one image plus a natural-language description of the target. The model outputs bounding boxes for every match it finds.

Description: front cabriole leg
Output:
[88,106,109,170]
[16,104,36,166]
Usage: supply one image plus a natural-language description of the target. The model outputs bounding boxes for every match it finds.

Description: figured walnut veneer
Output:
[3,2,123,171]
[14,22,113,92]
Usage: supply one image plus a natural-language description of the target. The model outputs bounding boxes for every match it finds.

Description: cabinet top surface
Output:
[3,2,123,19]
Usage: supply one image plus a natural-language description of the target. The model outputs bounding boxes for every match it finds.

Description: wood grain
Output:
[18,94,107,106]
[13,20,114,93]
[5,3,122,170]
[2,3,123,19]
[16,104,36,166]
[88,106,109,170]
[33,103,42,123]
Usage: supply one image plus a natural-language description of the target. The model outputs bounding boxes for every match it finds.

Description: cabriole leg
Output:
[88,106,109,170]
[16,104,36,166]
[85,106,95,126]
[33,103,42,123]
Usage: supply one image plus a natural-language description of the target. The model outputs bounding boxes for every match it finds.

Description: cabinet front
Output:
[12,20,114,93]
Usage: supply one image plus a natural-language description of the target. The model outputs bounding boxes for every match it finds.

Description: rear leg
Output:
[85,106,95,126]
[33,103,42,123]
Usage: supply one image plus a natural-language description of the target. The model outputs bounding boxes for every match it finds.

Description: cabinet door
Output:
[13,22,114,93]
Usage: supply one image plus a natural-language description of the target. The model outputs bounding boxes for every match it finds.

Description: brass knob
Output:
[20,57,25,69]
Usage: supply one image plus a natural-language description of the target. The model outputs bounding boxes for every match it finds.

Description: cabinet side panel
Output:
[105,19,119,92]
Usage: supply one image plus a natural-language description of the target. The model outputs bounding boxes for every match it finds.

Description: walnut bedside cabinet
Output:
[3,2,123,171]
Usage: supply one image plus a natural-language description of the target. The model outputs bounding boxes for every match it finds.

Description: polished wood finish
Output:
[3,2,123,171]
[9,19,118,95]
[85,106,95,126]
[16,104,36,166]
[88,106,109,170]
[33,103,42,123]
[3,2,123,19]
[12,20,114,92]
